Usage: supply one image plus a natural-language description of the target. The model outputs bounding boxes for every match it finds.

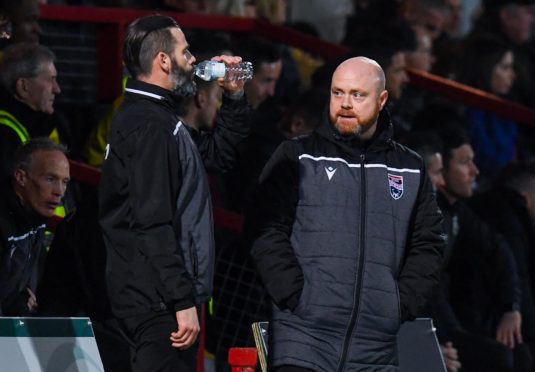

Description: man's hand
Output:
[496,310,522,348]
[26,288,37,312]
[211,55,246,94]
[170,306,199,350]
[441,342,461,372]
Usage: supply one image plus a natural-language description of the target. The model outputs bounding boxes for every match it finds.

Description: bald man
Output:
[248,57,444,371]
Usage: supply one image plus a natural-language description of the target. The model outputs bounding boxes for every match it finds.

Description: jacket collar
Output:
[0,86,56,138]
[4,183,47,228]
[317,108,394,153]
[124,79,176,106]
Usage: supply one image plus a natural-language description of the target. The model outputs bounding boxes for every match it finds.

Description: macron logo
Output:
[325,166,337,180]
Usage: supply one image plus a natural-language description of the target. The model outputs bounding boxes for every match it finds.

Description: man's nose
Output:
[470,161,479,176]
[53,181,67,197]
[341,94,352,108]
[266,83,276,97]
[53,81,61,94]
[401,70,409,84]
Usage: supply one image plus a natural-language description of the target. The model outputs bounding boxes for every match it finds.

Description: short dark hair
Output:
[0,42,56,96]
[404,131,444,166]
[278,88,328,134]
[412,102,470,169]
[123,15,180,79]
[231,36,282,71]
[13,137,68,176]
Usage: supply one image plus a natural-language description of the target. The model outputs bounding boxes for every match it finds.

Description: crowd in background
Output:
[1,0,535,371]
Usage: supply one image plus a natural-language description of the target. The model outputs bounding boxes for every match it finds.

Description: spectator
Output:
[351,22,415,140]
[405,131,462,372]
[0,0,12,39]
[470,0,535,107]
[1,0,41,46]
[406,26,436,73]
[278,88,327,139]
[433,123,530,372]
[404,131,446,192]
[233,37,282,111]
[98,15,250,372]
[470,162,535,369]
[394,25,437,139]
[0,138,69,316]
[222,37,284,211]
[458,37,518,179]
[0,43,62,190]
[401,0,450,40]
[248,56,444,371]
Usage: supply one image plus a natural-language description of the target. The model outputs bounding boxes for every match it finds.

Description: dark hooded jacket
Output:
[248,110,444,371]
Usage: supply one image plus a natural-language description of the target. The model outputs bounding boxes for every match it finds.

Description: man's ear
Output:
[379,89,388,110]
[157,52,171,74]
[15,78,29,100]
[14,168,27,187]
[195,89,206,108]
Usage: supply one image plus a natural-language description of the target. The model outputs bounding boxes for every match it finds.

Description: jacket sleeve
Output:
[398,167,445,321]
[129,124,194,310]
[456,202,521,312]
[246,141,303,311]
[195,93,251,172]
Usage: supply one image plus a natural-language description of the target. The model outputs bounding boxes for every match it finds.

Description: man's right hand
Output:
[441,342,461,372]
[170,306,199,350]
[26,288,37,312]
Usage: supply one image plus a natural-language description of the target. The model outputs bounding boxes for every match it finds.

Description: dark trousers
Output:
[451,329,533,372]
[120,309,199,372]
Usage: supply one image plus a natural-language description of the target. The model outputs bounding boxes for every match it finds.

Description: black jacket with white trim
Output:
[99,79,250,318]
[248,109,444,371]
[0,185,47,316]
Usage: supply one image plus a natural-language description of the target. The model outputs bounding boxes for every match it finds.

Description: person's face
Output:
[21,61,61,114]
[14,149,70,218]
[385,52,409,101]
[0,15,12,39]
[11,0,41,44]
[170,27,196,72]
[522,188,535,221]
[406,30,435,72]
[442,144,479,200]
[329,59,388,139]
[168,27,197,97]
[245,60,282,109]
[198,82,222,130]
[445,0,462,37]
[427,152,446,191]
[420,8,446,40]
[491,50,516,96]
[501,4,534,44]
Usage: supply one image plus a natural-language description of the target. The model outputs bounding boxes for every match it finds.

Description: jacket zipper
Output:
[336,153,367,372]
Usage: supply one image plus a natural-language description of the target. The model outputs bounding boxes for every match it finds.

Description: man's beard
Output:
[170,57,197,100]
[331,112,378,137]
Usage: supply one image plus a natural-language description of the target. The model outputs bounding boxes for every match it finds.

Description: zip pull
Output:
[360,153,365,164]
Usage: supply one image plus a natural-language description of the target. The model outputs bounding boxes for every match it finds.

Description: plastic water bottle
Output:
[194,61,253,81]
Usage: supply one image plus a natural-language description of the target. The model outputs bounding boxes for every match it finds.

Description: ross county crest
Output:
[388,173,403,200]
